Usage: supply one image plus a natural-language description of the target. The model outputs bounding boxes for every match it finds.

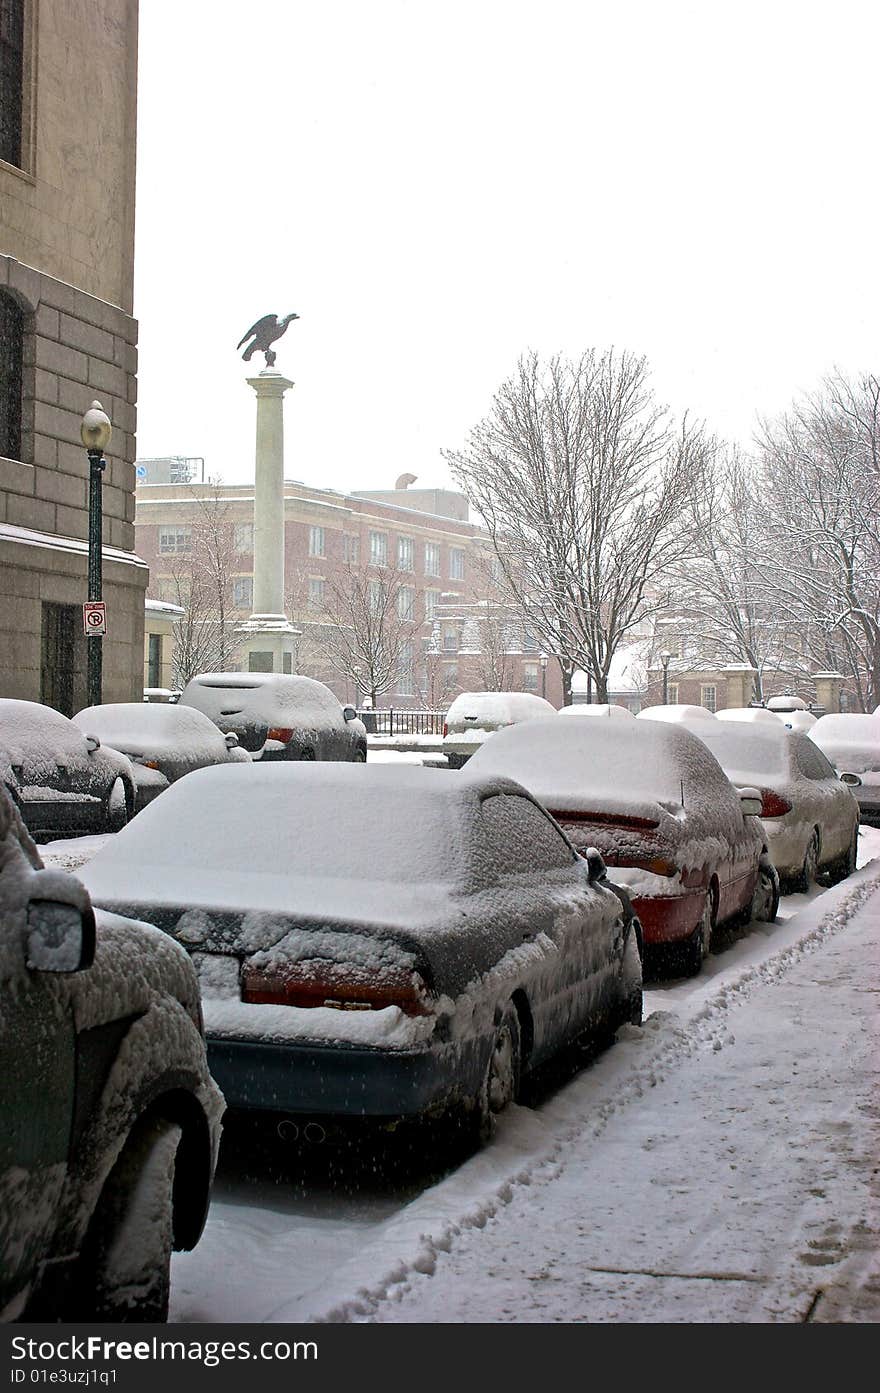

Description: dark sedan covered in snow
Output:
[79,762,643,1143]
[465,717,779,976]
[177,672,367,762]
[0,699,137,841]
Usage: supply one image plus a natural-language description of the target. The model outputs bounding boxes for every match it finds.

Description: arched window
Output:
[0,288,23,460]
[0,0,26,168]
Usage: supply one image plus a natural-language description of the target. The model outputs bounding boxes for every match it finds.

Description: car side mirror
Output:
[839,771,862,787]
[224,731,240,749]
[26,899,96,974]
[738,787,763,817]
[85,734,101,753]
[342,705,357,722]
[581,848,607,883]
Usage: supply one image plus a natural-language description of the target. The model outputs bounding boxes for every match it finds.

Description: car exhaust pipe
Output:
[303,1122,326,1145]
[276,1119,300,1143]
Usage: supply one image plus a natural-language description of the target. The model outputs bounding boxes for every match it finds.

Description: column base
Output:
[235,615,301,675]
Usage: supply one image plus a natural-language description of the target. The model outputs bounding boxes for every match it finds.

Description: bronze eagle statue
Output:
[236,312,300,367]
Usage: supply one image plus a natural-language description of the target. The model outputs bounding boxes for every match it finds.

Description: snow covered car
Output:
[465,717,778,976]
[442,691,557,768]
[79,762,643,1143]
[676,718,860,891]
[177,672,368,762]
[716,707,785,726]
[0,699,137,841]
[0,784,223,1323]
[72,701,251,813]
[809,714,880,825]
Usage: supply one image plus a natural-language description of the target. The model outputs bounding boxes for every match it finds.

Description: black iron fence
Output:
[357,708,446,736]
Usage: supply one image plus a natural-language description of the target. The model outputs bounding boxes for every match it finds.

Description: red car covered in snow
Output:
[465,716,779,975]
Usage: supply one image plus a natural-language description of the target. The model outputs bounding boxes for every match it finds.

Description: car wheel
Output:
[104,777,130,833]
[618,926,643,1027]
[77,1115,181,1322]
[750,862,780,923]
[823,827,859,886]
[353,747,367,763]
[474,1003,521,1146]
[681,894,714,977]
[793,828,821,893]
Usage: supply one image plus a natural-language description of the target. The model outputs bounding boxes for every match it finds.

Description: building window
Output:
[397,641,415,694]
[667,683,679,706]
[398,585,415,621]
[309,525,325,558]
[449,547,465,580]
[368,579,383,616]
[158,526,191,554]
[369,531,387,567]
[0,289,23,461]
[443,661,458,691]
[233,576,253,609]
[522,663,539,692]
[343,532,359,565]
[308,576,325,610]
[234,523,253,553]
[424,588,441,621]
[424,542,440,576]
[522,629,539,653]
[397,536,414,571]
[442,626,459,653]
[0,0,25,167]
[700,684,717,713]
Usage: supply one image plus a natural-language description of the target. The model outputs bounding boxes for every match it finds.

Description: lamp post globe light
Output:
[80,400,112,707]
[660,649,672,705]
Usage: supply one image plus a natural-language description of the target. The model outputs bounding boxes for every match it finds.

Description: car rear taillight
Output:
[759,789,792,817]
[266,727,294,743]
[442,722,448,738]
[550,809,661,831]
[626,856,679,878]
[241,963,435,1017]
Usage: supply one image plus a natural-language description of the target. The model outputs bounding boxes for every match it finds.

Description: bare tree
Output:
[157,483,242,687]
[669,445,791,701]
[756,372,880,710]
[312,566,421,706]
[444,350,699,703]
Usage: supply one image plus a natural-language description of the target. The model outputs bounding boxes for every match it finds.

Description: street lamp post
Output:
[81,401,112,707]
[660,649,672,705]
[539,651,548,699]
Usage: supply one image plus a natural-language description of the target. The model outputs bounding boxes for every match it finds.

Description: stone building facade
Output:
[0,0,144,714]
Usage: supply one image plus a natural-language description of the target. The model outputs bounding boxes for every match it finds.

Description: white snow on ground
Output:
[40,822,880,1324]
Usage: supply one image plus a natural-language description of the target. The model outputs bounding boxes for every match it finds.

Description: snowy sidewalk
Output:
[298,865,880,1324]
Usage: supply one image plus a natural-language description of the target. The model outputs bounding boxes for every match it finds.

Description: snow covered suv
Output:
[0,785,224,1323]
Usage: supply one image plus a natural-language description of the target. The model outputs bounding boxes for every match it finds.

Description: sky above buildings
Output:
[133,0,879,494]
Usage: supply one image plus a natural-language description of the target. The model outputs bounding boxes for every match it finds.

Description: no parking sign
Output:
[82,601,107,636]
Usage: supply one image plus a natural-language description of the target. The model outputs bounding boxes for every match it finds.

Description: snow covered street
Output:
[120,828,880,1325]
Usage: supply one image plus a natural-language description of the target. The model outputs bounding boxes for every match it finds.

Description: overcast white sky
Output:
[133,0,879,494]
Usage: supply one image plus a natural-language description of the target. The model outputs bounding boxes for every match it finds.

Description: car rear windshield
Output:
[112,774,468,884]
[685,725,787,779]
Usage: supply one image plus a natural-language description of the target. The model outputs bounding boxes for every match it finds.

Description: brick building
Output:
[0,0,144,714]
[134,476,565,708]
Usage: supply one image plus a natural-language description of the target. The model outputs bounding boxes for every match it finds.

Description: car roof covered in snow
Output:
[179,672,345,727]
[72,702,230,757]
[464,714,736,814]
[0,698,90,761]
[716,707,782,725]
[444,691,557,725]
[637,704,717,723]
[78,761,542,918]
[558,703,634,718]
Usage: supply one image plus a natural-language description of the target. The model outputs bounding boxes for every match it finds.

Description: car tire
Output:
[474,1002,522,1146]
[104,777,131,833]
[77,1115,181,1322]
[353,747,367,763]
[793,828,821,893]
[681,894,714,977]
[822,827,859,886]
[750,862,780,923]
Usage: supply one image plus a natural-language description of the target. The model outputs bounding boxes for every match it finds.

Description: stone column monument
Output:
[233,314,301,673]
